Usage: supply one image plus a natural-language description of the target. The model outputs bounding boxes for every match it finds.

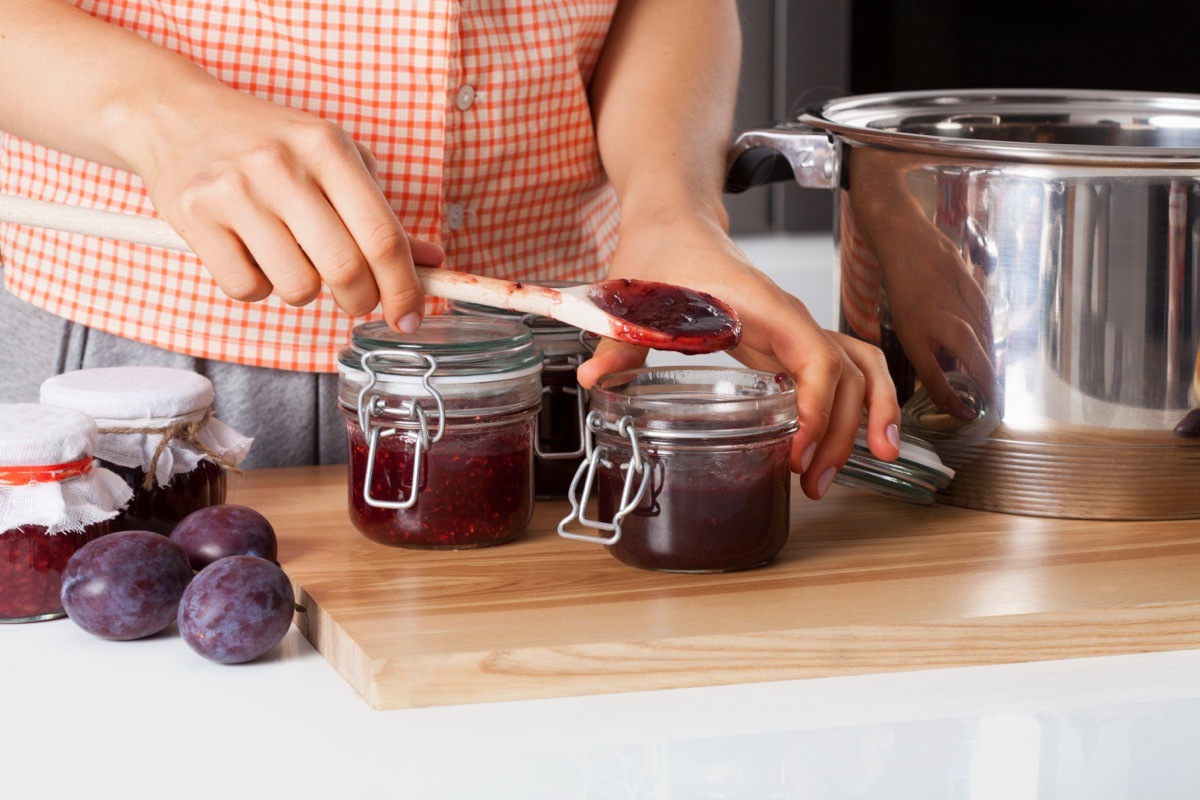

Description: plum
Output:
[169,504,277,571]
[178,555,295,664]
[60,530,193,640]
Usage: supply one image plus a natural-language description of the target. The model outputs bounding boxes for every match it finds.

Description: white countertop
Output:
[5,616,1200,799]
[6,234,1200,798]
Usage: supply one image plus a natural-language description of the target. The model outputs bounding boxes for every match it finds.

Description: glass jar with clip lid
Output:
[557,366,798,572]
[556,366,956,573]
[449,290,599,498]
[337,317,544,549]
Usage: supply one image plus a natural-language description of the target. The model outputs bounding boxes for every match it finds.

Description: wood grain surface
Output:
[228,465,1200,710]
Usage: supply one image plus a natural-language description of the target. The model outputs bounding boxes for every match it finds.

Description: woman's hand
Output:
[0,0,442,332]
[135,84,443,331]
[577,211,901,500]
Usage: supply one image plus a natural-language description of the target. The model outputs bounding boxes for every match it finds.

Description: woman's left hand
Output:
[577,211,901,501]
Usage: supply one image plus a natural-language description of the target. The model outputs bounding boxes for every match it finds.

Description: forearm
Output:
[0,0,226,177]
[590,0,741,229]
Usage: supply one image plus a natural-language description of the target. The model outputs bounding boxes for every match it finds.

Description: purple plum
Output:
[60,530,193,640]
[178,556,294,664]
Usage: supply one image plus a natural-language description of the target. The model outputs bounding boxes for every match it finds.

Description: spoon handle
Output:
[0,193,189,251]
[0,193,614,335]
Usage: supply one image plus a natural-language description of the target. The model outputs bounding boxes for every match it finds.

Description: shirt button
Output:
[454,84,476,111]
[446,204,465,231]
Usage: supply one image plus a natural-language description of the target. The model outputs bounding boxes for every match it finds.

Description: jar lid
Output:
[834,429,956,505]
[0,403,97,465]
[589,367,798,438]
[40,366,215,420]
[338,317,542,378]
[448,294,581,336]
[447,294,600,361]
[0,404,133,533]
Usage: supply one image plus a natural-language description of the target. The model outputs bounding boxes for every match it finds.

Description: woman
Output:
[0,0,899,500]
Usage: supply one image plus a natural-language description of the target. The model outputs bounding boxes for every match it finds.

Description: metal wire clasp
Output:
[533,353,588,462]
[557,411,650,545]
[356,350,445,510]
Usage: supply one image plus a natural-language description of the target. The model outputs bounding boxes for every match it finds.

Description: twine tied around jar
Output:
[99,408,244,490]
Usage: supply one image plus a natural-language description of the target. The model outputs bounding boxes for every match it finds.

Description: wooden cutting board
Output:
[228,465,1200,710]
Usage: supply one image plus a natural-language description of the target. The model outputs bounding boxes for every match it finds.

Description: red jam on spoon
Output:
[586,279,742,354]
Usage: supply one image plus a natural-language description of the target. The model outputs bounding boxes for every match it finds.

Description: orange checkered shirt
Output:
[0,1,621,372]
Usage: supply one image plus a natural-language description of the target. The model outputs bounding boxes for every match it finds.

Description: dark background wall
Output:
[727,0,1195,235]
[726,0,849,235]
[850,0,1200,96]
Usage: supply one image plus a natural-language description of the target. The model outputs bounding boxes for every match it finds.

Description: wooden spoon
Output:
[0,194,741,354]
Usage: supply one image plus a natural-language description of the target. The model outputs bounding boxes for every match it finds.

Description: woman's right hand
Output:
[0,0,442,332]
[136,85,443,332]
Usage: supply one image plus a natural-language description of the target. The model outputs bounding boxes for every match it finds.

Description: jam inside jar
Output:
[338,317,543,549]
[1,522,109,622]
[597,437,792,572]
[344,414,534,548]
[534,361,587,497]
[558,367,798,573]
[101,459,227,536]
[448,296,595,498]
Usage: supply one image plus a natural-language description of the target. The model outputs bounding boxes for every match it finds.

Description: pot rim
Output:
[799,87,1200,166]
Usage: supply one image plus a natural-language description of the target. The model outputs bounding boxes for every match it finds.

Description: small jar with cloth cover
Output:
[0,403,133,622]
[39,366,253,535]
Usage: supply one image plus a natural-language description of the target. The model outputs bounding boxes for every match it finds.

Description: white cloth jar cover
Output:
[39,367,253,488]
[0,403,133,534]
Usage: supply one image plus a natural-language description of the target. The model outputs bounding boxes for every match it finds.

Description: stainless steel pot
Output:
[728,89,1200,519]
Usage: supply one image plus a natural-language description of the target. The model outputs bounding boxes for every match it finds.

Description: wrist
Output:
[617,177,731,234]
[97,61,225,180]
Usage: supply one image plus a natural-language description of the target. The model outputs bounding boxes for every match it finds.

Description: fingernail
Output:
[887,423,901,451]
[800,442,816,472]
[817,466,836,498]
[398,312,422,334]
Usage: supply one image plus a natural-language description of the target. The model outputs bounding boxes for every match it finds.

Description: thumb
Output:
[576,338,648,389]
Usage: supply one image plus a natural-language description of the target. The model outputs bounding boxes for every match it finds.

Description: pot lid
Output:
[800,88,1200,166]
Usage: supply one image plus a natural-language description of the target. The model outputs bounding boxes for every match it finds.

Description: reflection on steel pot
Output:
[728,89,1200,519]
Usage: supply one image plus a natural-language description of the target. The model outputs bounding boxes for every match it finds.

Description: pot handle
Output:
[725,123,840,193]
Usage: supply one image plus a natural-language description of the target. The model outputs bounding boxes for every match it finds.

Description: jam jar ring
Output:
[0,456,94,486]
[558,413,651,545]
[357,350,446,511]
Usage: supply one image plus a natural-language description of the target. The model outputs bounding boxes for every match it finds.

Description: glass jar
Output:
[337,317,543,549]
[39,367,252,535]
[558,367,798,572]
[0,403,133,622]
[449,294,598,497]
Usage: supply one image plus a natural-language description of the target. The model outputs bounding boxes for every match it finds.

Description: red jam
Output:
[534,367,585,497]
[101,459,227,536]
[0,521,110,622]
[587,278,742,354]
[345,418,534,549]
[597,440,792,572]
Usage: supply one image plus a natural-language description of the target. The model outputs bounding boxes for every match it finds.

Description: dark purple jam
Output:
[345,418,534,549]
[588,278,742,355]
[101,458,227,536]
[597,440,791,572]
[0,521,110,621]
[534,367,585,498]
